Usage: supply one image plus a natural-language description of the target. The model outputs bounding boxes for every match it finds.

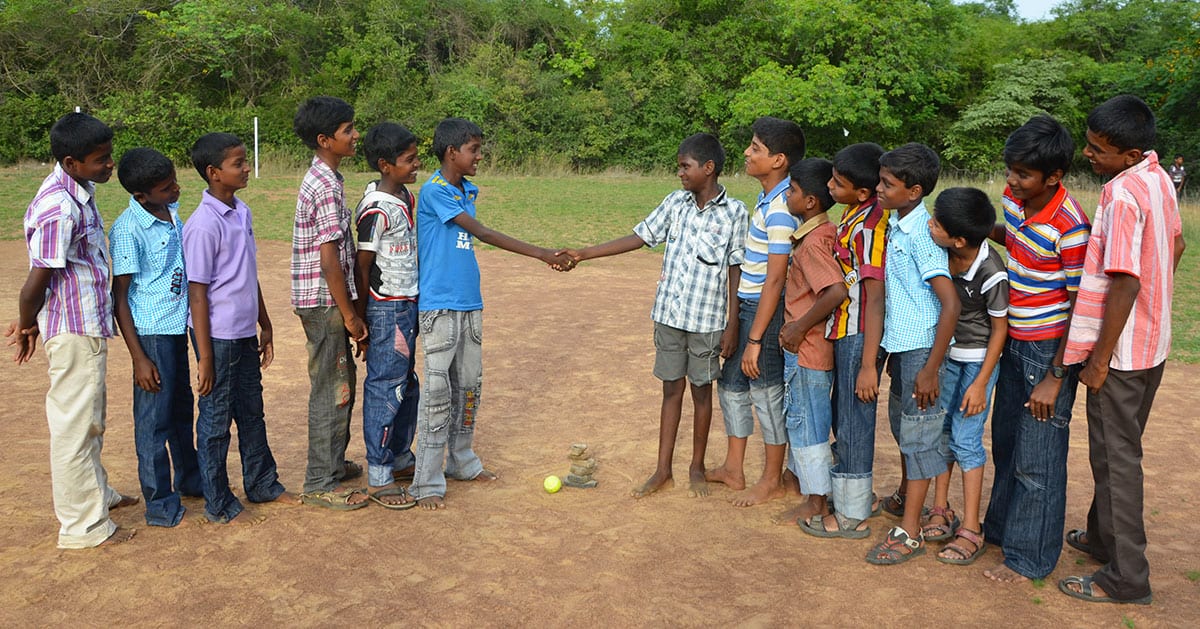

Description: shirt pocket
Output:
[696,229,729,266]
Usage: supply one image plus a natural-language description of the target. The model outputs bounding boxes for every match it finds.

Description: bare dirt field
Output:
[0,240,1197,627]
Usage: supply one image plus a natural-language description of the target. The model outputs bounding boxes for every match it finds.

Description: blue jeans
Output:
[984,337,1078,579]
[937,358,997,471]
[829,333,886,520]
[363,297,420,487]
[888,348,947,481]
[412,310,485,499]
[718,296,786,444]
[783,351,834,496]
[132,334,202,526]
[192,335,286,523]
[296,306,356,493]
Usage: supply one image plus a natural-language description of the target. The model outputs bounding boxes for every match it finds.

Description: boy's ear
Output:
[376,157,391,173]
[855,187,872,203]
[1122,148,1145,168]
[205,163,220,183]
[702,159,715,176]
[1045,169,1064,186]
[132,191,149,204]
[315,133,331,150]
[907,184,924,202]
[770,152,787,171]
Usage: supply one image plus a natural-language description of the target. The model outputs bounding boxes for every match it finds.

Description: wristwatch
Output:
[1050,364,1067,379]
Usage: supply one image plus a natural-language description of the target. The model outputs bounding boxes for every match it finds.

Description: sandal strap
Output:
[955,527,983,547]
[888,526,923,549]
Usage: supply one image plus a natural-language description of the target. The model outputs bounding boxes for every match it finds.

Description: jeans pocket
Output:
[421,369,451,433]
[419,310,456,354]
[467,310,483,346]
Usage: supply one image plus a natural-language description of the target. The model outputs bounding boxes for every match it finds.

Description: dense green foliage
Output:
[0,0,1195,171]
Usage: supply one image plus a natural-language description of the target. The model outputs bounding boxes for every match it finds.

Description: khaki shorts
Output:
[653,323,722,385]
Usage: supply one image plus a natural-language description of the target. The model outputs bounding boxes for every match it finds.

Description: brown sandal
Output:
[937,527,986,565]
[921,505,960,542]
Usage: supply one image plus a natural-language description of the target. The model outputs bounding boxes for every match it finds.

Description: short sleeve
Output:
[633,193,677,248]
[764,200,799,255]
[915,230,951,283]
[858,206,889,281]
[1058,216,1091,289]
[726,202,749,266]
[312,185,344,245]
[108,218,141,277]
[982,251,1009,317]
[356,206,387,253]
[27,203,72,269]
[799,226,844,294]
[183,219,218,284]
[423,182,466,225]
[1101,193,1144,278]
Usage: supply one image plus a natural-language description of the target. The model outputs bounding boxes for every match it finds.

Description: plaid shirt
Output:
[109,197,188,336]
[24,164,113,340]
[633,186,748,333]
[291,157,357,308]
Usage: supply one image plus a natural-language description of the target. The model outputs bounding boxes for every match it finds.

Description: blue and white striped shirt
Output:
[738,178,798,299]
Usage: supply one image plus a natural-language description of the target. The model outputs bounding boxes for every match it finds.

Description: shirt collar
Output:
[310,156,343,182]
[757,177,790,210]
[1013,184,1070,227]
[126,196,179,228]
[694,185,728,212]
[1110,150,1159,186]
[890,201,928,234]
[53,163,93,207]
[960,242,990,281]
[201,189,239,216]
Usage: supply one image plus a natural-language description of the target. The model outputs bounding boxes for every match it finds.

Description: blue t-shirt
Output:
[417,169,482,311]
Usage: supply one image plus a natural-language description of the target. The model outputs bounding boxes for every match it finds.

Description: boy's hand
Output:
[6,320,39,364]
[778,322,803,354]
[345,315,368,343]
[720,321,738,359]
[913,365,940,411]
[1026,373,1064,421]
[354,337,368,361]
[132,356,161,393]
[196,357,215,397]
[855,366,879,402]
[960,380,988,417]
[1078,359,1108,395]
[741,343,761,379]
[258,326,274,370]
[547,249,576,272]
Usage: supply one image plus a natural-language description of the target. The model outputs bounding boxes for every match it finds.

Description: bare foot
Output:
[983,561,1029,583]
[771,499,826,526]
[631,472,673,499]
[704,465,746,491]
[98,527,136,547]
[782,469,802,497]
[470,469,498,482]
[111,493,140,509]
[227,511,268,526]
[417,495,445,510]
[731,479,787,507]
[687,469,709,498]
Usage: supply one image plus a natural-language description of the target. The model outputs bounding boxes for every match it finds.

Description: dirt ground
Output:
[0,239,1197,627]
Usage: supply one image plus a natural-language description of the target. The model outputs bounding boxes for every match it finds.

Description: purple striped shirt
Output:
[291,157,357,308]
[24,164,113,339]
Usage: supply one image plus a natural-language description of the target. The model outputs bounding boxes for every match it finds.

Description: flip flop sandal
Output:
[921,505,960,542]
[866,526,926,565]
[799,511,871,539]
[368,485,417,511]
[937,527,986,565]
[300,488,369,511]
[1058,575,1152,605]
[1065,529,1092,554]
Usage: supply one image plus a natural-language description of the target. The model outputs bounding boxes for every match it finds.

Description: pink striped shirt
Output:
[24,164,113,340]
[1064,151,1181,370]
[290,157,357,308]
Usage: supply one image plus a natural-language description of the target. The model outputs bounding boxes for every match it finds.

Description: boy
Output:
[705,117,804,508]
[982,115,1090,584]
[185,132,294,523]
[1059,95,1184,605]
[110,147,202,527]
[864,143,959,564]
[354,122,422,509]
[412,117,573,509]
[1168,154,1185,196]
[566,133,747,499]
[800,142,888,539]
[925,187,1008,565]
[7,112,136,548]
[291,96,368,510]
[776,158,846,522]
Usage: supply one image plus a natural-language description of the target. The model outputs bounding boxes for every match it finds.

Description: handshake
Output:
[543,248,585,272]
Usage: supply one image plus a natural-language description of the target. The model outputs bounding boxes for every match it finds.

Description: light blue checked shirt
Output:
[109,197,188,336]
[634,186,748,333]
[882,201,950,353]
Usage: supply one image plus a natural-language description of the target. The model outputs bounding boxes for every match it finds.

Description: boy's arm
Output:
[112,275,160,393]
[1026,293,1075,421]
[354,250,375,324]
[855,277,885,402]
[914,275,960,410]
[779,283,849,353]
[257,282,274,369]
[568,234,646,262]
[1077,273,1139,394]
[722,265,742,358]
[320,241,367,342]
[188,282,215,397]
[961,316,1008,416]
[7,268,52,364]
[741,252,788,379]
[1174,233,1186,271]
[452,213,574,269]
[989,222,1006,245]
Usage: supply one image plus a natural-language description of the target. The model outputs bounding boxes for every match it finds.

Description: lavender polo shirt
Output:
[182,190,260,340]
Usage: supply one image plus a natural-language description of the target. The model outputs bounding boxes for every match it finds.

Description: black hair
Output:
[751,117,806,168]
[363,122,418,173]
[431,117,484,162]
[117,148,174,195]
[879,142,940,196]
[49,112,113,164]
[677,133,725,176]
[1003,114,1074,177]
[1087,94,1155,152]
[190,132,244,182]
[789,158,835,211]
[832,142,885,192]
[293,96,356,150]
[1177,154,1185,160]
[933,187,996,248]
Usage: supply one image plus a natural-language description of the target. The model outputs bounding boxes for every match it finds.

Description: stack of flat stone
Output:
[562,442,598,488]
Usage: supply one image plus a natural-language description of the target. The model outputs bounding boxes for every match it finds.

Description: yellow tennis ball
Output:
[544,475,562,494]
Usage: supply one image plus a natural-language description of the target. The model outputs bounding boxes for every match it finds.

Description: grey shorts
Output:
[653,323,722,385]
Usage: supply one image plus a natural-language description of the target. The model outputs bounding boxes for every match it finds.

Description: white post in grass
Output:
[254,116,260,179]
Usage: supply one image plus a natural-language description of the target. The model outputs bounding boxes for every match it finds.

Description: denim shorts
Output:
[784,351,834,495]
[653,323,721,385]
[936,358,997,471]
[888,347,947,480]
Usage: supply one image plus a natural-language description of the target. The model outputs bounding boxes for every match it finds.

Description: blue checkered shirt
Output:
[882,201,951,353]
[633,186,748,333]
[109,197,188,336]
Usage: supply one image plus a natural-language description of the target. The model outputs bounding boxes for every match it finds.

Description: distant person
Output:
[109,147,202,527]
[291,96,368,510]
[566,133,748,499]
[982,114,1090,584]
[353,122,423,510]
[184,132,296,523]
[1059,95,1185,605]
[6,112,137,548]
[1167,154,1185,196]
[706,117,804,509]
[411,117,573,509]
